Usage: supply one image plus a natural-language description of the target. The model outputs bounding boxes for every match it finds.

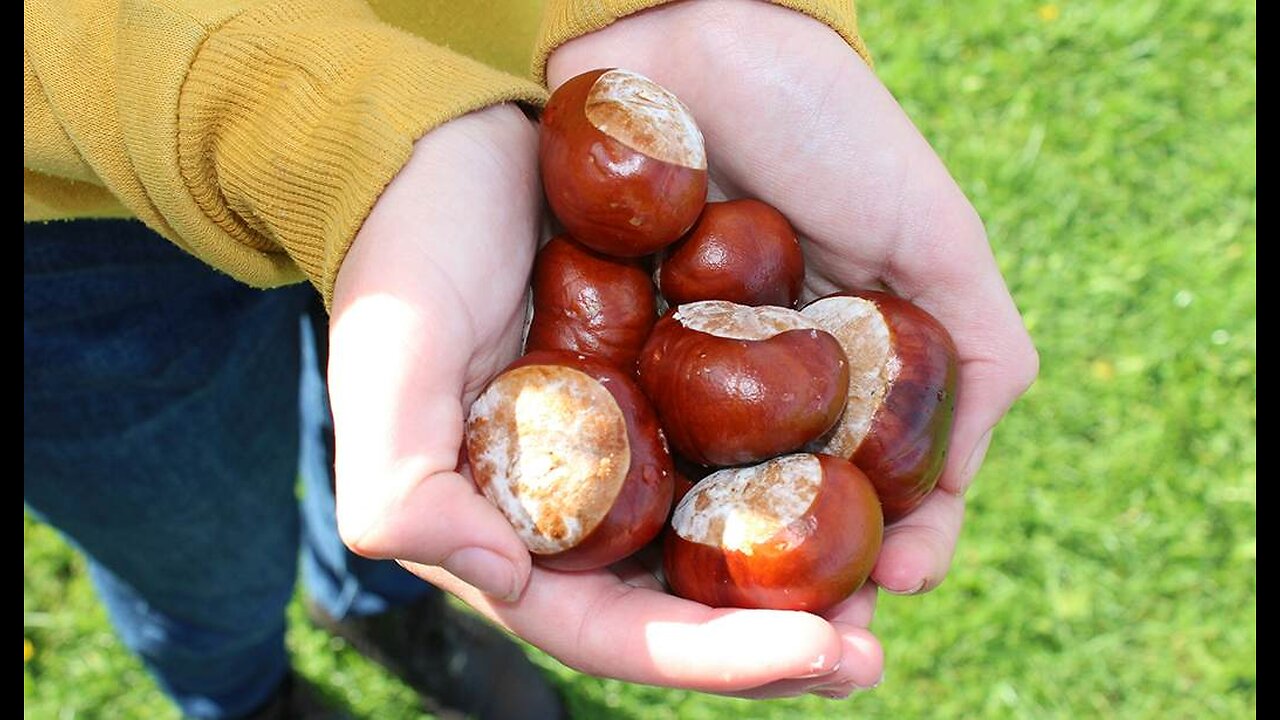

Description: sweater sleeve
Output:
[24,0,546,304]
[532,0,870,83]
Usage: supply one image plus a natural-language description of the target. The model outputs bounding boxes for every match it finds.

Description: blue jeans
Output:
[24,220,431,719]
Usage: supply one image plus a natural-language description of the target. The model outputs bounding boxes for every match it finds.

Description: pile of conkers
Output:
[464,69,958,613]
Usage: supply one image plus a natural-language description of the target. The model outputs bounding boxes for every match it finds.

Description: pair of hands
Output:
[327,2,1037,700]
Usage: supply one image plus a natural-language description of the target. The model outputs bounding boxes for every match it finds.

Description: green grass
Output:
[24,1,1255,718]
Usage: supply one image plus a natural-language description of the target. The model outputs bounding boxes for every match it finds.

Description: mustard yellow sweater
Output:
[24,0,866,305]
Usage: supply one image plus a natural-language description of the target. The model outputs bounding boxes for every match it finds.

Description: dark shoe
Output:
[306,594,566,720]
[240,671,351,720]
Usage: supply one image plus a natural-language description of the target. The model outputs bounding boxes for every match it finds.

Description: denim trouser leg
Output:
[24,220,428,718]
[297,311,434,617]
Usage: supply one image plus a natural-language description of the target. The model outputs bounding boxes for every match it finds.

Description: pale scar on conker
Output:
[585,69,706,170]
[802,295,897,456]
[466,364,630,554]
[802,292,959,523]
[674,300,824,340]
[672,454,822,553]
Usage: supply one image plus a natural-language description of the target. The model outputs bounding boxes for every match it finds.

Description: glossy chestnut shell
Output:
[657,199,804,307]
[636,301,850,466]
[664,453,883,612]
[525,235,657,369]
[540,68,708,257]
[466,350,674,570]
[803,291,959,522]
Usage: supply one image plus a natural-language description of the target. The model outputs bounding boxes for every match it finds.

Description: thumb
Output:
[337,464,532,602]
[324,106,541,604]
[328,282,532,602]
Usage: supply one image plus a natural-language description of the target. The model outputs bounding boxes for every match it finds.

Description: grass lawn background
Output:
[24,0,1256,717]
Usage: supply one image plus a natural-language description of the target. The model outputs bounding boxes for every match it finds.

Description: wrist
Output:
[334,103,538,315]
[546,1,858,94]
[547,2,750,95]
[546,1,857,122]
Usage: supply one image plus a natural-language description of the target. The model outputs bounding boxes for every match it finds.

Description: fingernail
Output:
[958,429,995,493]
[443,547,520,601]
[882,578,927,596]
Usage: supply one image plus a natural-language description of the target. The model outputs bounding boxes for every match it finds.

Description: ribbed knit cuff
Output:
[127,1,546,304]
[533,0,870,84]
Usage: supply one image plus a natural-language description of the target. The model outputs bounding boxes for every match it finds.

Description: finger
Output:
[940,344,1036,497]
[725,585,884,699]
[604,569,883,697]
[873,196,1038,499]
[872,488,966,594]
[729,627,884,699]
[953,428,994,495]
[821,580,879,628]
[408,562,847,693]
[348,469,532,602]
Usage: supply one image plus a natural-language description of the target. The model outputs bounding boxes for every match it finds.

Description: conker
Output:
[636,301,850,466]
[657,199,804,307]
[465,350,674,570]
[664,453,883,612]
[540,68,708,257]
[525,235,656,369]
[803,292,959,522]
